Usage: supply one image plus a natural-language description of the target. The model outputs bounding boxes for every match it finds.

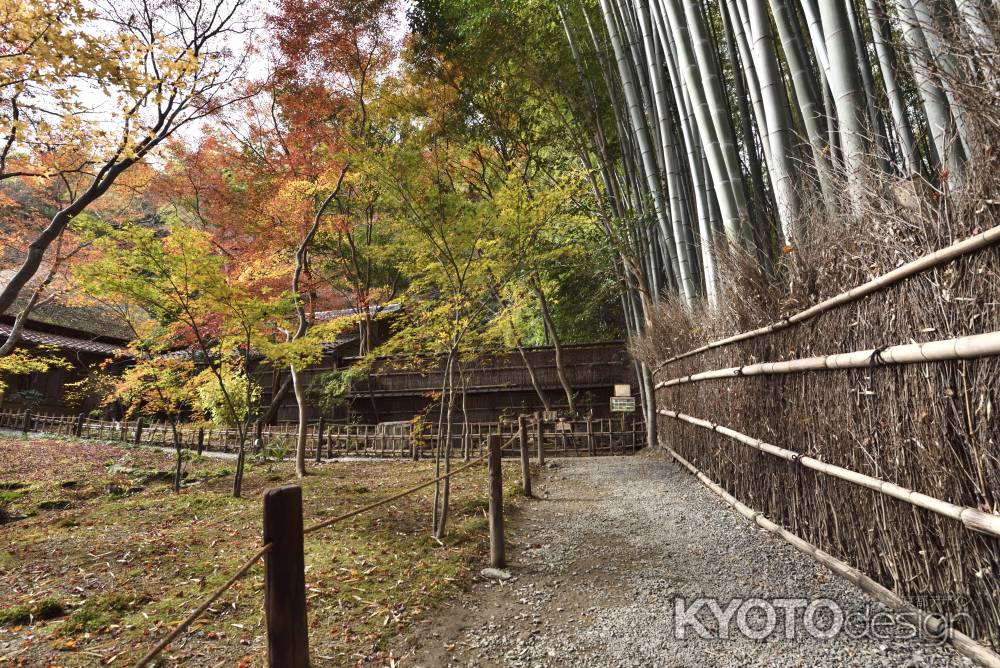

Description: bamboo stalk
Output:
[657,330,1000,388]
[654,224,1000,373]
[664,445,1000,668]
[658,408,1000,537]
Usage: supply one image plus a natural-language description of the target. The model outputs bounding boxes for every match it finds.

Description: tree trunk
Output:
[233,426,248,498]
[290,364,307,477]
[531,279,574,413]
[171,419,183,494]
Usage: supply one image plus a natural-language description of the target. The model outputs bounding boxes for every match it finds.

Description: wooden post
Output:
[196,427,205,456]
[488,435,506,568]
[316,417,326,463]
[630,414,637,454]
[74,413,85,438]
[262,486,309,668]
[534,412,545,464]
[518,415,531,497]
[586,415,594,456]
[21,409,32,435]
[134,418,144,445]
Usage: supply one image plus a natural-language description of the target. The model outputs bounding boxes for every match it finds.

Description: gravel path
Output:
[399,451,971,668]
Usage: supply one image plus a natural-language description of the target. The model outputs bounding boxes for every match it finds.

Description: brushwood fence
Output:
[0,409,642,460]
[652,224,1000,667]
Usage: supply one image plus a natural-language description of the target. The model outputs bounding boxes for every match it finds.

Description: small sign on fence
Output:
[614,384,632,397]
[610,396,636,412]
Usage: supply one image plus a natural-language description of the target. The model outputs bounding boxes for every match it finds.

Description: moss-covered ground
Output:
[0,435,524,666]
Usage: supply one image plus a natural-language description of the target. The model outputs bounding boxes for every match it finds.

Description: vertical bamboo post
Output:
[534,412,545,464]
[518,415,531,497]
[488,435,506,568]
[262,486,309,668]
[21,409,32,435]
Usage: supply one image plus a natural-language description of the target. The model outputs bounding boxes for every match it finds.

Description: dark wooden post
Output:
[534,412,545,464]
[21,409,32,435]
[619,413,626,455]
[488,435,506,568]
[74,413,85,438]
[630,414,637,454]
[316,417,326,463]
[586,415,594,456]
[262,486,309,668]
[133,418,144,445]
[518,415,531,497]
[196,427,205,455]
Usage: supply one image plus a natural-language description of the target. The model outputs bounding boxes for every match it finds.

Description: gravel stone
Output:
[400,453,973,667]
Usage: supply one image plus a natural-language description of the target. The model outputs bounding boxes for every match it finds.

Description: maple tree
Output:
[112,355,199,493]
[74,222,289,497]
[0,0,254,318]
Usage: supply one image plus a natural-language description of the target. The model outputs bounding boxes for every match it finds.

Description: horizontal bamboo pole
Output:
[656,330,1000,389]
[663,445,1000,668]
[657,409,1000,538]
[654,224,1000,373]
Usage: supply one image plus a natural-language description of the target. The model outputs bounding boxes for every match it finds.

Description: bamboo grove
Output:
[494,0,996,444]
[555,0,996,312]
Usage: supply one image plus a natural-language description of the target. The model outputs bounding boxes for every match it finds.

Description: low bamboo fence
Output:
[0,410,642,460]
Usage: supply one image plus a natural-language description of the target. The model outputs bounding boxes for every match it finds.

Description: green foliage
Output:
[0,346,71,396]
[308,358,373,412]
[194,367,259,427]
[62,369,117,411]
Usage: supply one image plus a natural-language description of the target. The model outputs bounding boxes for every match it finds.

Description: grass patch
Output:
[59,593,149,634]
[0,598,67,626]
[36,499,70,511]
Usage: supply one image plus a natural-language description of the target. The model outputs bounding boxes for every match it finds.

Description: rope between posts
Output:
[133,542,272,668]
[132,431,520,667]
[304,433,519,535]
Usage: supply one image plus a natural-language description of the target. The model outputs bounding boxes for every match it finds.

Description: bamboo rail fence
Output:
[655,330,1000,389]
[650,225,1000,662]
[665,445,1000,668]
[653,222,1000,373]
[658,408,1000,537]
[0,410,642,460]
